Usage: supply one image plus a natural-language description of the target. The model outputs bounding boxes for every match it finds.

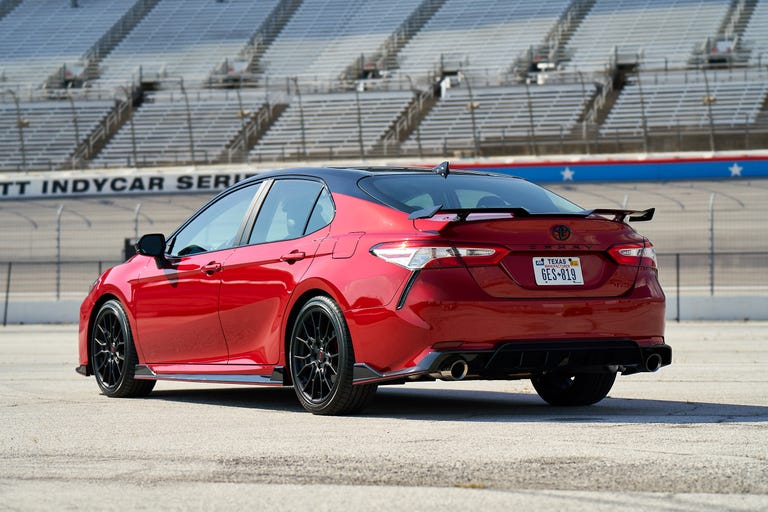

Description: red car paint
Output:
[78,165,669,412]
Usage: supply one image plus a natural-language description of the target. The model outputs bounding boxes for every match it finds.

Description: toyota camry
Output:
[77,163,670,415]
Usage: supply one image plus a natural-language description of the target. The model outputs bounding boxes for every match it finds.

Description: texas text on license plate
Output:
[532,256,584,285]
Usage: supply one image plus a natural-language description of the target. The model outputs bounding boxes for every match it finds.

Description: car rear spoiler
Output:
[588,208,655,222]
[408,206,655,223]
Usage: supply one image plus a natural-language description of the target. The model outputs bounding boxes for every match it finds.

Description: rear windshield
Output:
[358,174,583,214]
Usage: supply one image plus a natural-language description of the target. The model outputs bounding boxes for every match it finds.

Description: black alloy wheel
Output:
[531,372,617,406]
[91,300,155,398]
[289,296,376,415]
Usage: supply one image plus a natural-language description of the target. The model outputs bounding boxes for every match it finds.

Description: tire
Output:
[289,296,377,415]
[91,299,155,398]
[531,372,616,406]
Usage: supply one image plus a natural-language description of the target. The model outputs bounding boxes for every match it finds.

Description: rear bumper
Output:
[347,266,666,373]
[353,339,672,384]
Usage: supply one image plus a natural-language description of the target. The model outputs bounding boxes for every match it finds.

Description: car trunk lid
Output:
[415,213,646,298]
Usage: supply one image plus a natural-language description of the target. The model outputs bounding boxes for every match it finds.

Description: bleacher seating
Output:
[395,0,571,78]
[257,0,423,83]
[91,90,267,168]
[401,83,591,153]
[743,0,768,66]
[563,0,731,71]
[601,69,768,135]
[0,0,766,170]
[250,91,413,160]
[0,98,114,172]
[94,0,279,89]
[0,0,135,89]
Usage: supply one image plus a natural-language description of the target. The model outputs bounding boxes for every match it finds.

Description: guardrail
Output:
[1,253,766,325]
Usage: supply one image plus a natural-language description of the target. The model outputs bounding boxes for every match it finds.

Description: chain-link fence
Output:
[0,178,766,322]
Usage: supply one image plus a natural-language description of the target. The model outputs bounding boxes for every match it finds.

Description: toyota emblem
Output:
[551,225,571,241]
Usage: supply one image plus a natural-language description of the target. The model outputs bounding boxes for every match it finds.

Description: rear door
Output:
[219,178,333,365]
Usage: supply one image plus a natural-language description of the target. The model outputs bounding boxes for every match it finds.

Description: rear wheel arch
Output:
[287,295,377,414]
[282,289,334,386]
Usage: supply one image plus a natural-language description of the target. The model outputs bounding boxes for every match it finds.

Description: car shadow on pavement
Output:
[369,387,768,423]
[148,385,768,423]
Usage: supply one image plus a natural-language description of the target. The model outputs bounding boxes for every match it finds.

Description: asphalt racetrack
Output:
[1,322,767,511]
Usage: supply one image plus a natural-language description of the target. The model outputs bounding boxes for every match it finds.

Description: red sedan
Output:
[77,163,669,415]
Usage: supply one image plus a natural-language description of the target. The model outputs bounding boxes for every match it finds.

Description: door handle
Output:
[201,262,222,275]
[280,251,306,263]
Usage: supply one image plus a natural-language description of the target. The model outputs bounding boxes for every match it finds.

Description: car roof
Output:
[227,165,524,206]
[239,165,514,184]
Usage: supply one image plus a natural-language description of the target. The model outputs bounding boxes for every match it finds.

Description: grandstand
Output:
[93,0,280,89]
[256,0,423,83]
[602,69,768,136]
[401,83,594,155]
[0,0,135,89]
[562,0,731,71]
[0,98,114,172]
[249,90,413,160]
[743,0,768,66]
[91,89,269,168]
[394,0,571,78]
[0,0,766,165]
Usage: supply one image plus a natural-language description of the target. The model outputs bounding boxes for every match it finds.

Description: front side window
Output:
[169,183,259,257]
[248,179,328,245]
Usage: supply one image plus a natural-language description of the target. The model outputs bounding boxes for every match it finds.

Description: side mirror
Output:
[136,233,166,258]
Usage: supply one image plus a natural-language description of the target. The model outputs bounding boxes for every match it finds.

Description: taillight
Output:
[371,242,507,270]
[609,243,658,269]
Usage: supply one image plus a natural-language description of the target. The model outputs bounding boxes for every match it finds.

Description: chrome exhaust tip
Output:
[645,353,663,372]
[439,358,469,381]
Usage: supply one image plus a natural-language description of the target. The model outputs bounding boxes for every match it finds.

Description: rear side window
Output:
[359,174,583,214]
[248,179,330,244]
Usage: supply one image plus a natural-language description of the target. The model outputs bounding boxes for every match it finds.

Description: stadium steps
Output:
[242,0,304,79]
[516,0,597,75]
[349,0,448,76]
[688,0,759,68]
[0,0,22,22]
[372,88,438,157]
[756,93,768,125]
[219,102,288,164]
[585,68,631,127]
[72,86,146,168]
[743,0,768,66]
[45,0,162,88]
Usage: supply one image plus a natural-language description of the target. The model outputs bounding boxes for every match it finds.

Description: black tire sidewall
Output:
[532,372,616,406]
[91,299,134,397]
[289,296,354,414]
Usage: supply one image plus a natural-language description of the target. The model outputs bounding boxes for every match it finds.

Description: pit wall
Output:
[2,296,767,325]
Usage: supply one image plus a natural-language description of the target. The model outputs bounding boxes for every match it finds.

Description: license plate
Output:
[532,256,584,286]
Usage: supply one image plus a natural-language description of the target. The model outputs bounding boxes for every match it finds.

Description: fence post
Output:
[709,193,715,296]
[3,262,11,326]
[56,205,63,301]
[675,253,680,323]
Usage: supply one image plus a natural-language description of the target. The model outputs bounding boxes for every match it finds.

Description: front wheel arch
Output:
[90,298,155,398]
[86,293,123,376]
